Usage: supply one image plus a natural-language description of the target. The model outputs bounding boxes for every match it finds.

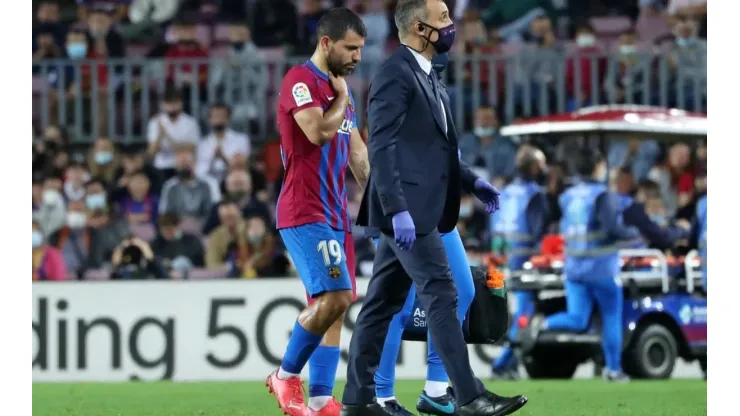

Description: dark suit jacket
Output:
[357,46,479,235]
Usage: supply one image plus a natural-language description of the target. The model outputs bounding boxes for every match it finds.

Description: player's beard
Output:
[327,48,356,77]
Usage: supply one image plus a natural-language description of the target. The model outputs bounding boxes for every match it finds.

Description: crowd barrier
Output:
[32,277,704,382]
[32,48,706,143]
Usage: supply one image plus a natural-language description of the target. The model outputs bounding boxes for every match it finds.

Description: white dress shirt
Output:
[147,113,201,169]
[196,128,251,181]
[405,46,448,134]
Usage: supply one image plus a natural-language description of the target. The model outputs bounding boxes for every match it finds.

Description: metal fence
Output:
[32,47,706,143]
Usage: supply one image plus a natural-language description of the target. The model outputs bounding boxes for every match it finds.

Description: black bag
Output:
[401,266,509,344]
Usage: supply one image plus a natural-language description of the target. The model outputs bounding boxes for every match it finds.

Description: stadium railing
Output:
[32,49,706,143]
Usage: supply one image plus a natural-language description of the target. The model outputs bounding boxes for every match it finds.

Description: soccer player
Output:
[266,8,369,416]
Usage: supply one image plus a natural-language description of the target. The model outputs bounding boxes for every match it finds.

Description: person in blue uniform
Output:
[541,149,640,382]
[490,147,550,379]
[693,194,707,291]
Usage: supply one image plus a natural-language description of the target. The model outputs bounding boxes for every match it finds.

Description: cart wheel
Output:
[624,324,678,379]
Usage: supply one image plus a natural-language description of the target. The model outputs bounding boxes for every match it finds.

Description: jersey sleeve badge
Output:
[292,82,313,107]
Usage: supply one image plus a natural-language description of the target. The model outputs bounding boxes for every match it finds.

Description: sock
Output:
[376,396,396,407]
[423,381,449,398]
[279,321,323,376]
[277,367,299,379]
[308,345,340,408]
[308,396,331,411]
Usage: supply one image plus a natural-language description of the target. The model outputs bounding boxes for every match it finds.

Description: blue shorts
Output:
[280,223,355,299]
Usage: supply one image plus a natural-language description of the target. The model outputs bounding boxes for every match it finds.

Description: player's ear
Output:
[320,35,332,50]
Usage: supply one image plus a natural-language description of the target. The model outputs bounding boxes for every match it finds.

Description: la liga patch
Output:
[292,82,312,107]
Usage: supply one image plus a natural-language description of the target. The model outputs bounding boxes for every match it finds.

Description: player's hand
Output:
[392,211,416,250]
[473,178,501,213]
[329,73,349,97]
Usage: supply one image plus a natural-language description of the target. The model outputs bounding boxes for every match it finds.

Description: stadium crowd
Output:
[31,0,707,281]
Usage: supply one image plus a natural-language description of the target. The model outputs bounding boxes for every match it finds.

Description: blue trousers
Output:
[545,278,624,372]
[492,290,535,371]
[372,228,476,397]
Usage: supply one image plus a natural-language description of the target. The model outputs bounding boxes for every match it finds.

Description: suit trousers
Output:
[342,231,484,406]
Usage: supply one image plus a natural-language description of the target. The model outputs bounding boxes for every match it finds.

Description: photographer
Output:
[110,237,168,280]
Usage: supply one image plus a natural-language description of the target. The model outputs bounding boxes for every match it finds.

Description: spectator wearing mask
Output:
[88,137,120,187]
[164,19,209,97]
[196,104,251,182]
[607,138,661,181]
[85,178,130,267]
[32,174,67,237]
[459,106,517,179]
[206,199,245,270]
[202,169,271,234]
[64,159,90,202]
[159,144,220,221]
[151,212,205,275]
[234,215,277,278]
[33,1,67,56]
[33,221,68,281]
[49,200,90,278]
[111,147,163,202]
[566,23,606,106]
[668,13,706,109]
[208,22,267,130]
[147,87,201,178]
[119,170,158,225]
[515,15,563,115]
[110,237,168,279]
[604,29,653,106]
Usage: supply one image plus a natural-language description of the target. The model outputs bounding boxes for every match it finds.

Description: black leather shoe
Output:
[457,391,528,416]
[340,401,414,416]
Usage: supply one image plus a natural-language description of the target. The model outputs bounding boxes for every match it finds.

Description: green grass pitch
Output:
[33,379,706,416]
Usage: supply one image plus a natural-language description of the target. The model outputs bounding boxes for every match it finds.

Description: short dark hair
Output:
[159,212,181,227]
[85,176,106,190]
[395,0,429,38]
[574,148,604,177]
[637,178,661,197]
[162,86,182,103]
[316,8,367,41]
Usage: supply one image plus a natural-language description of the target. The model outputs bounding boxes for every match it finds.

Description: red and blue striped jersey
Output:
[275,61,357,231]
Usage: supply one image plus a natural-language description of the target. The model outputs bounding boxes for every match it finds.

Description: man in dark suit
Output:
[341,1,528,415]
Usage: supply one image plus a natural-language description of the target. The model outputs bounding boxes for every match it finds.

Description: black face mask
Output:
[177,168,193,179]
[231,41,246,52]
[212,124,227,133]
[166,110,181,120]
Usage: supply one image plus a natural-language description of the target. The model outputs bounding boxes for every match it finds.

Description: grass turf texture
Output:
[33,380,706,416]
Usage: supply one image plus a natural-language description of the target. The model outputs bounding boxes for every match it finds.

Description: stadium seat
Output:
[590,16,632,37]
[84,268,110,280]
[128,222,156,242]
[189,268,228,280]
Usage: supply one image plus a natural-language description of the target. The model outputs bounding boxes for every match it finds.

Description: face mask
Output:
[229,191,249,201]
[431,52,449,73]
[650,216,667,227]
[85,193,107,210]
[420,21,456,54]
[66,43,87,59]
[459,204,473,218]
[166,110,181,120]
[231,41,246,52]
[66,211,87,229]
[32,231,44,249]
[474,126,496,137]
[576,34,596,47]
[248,234,264,245]
[675,36,696,47]
[42,189,58,206]
[619,44,637,55]
[94,151,113,165]
[177,168,194,180]
[212,124,227,134]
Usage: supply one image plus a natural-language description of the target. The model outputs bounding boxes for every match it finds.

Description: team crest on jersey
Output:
[292,82,312,106]
[328,266,341,279]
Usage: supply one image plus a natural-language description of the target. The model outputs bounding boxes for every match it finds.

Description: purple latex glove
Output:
[392,211,416,250]
[474,178,501,214]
